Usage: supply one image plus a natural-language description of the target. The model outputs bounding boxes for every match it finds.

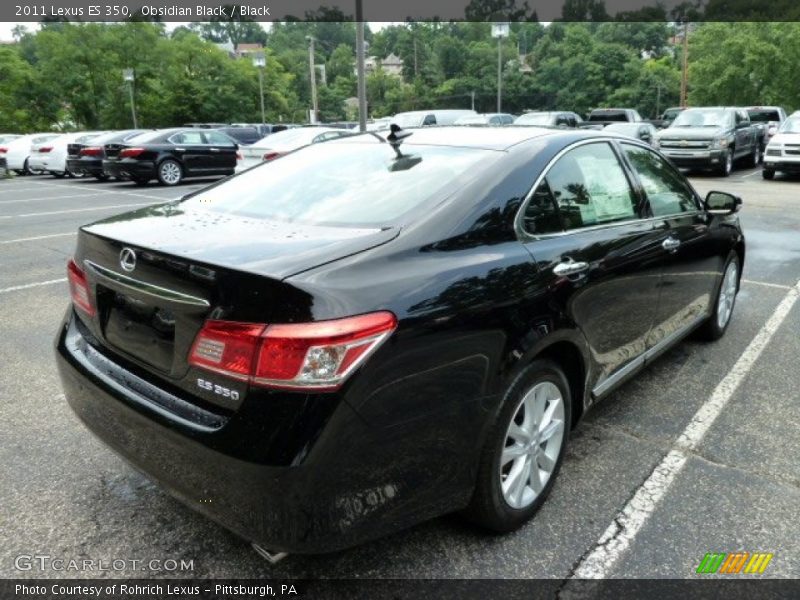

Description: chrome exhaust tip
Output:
[252,543,289,564]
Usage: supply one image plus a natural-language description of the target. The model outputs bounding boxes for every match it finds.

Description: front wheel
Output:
[157,159,183,186]
[463,360,571,532]
[697,253,740,341]
[762,169,775,180]
[718,149,733,177]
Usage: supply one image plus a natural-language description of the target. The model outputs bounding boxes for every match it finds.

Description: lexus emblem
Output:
[119,247,137,272]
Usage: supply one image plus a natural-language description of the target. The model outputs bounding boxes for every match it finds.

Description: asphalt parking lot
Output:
[1,165,799,581]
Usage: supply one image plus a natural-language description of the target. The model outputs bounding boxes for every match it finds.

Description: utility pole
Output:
[680,21,689,108]
[655,82,661,118]
[491,23,509,113]
[306,36,318,124]
[470,90,475,111]
[413,36,418,78]
[122,68,137,128]
[253,54,266,123]
[355,0,367,132]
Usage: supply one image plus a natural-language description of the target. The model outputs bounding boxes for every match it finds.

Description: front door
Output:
[618,142,720,352]
[520,141,666,395]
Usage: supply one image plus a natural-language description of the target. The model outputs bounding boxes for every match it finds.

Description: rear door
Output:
[168,130,209,175]
[618,142,720,354]
[520,141,666,396]
[203,130,238,173]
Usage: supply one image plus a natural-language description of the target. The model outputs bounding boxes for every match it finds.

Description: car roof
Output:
[339,125,594,151]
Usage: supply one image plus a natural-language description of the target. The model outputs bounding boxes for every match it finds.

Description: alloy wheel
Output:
[499,381,565,509]
[717,261,738,329]
[159,161,182,185]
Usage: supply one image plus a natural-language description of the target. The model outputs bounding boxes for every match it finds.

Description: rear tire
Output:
[762,169,775,180]
[697,253,740,342]
[157,159,183,186]
[94,173,110,181]
[463,359,571,532]
[52,171,66,178]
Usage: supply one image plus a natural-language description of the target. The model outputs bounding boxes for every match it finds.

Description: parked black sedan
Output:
[102,128,240,186]
[56,126,744,556]
[66,130,148,181]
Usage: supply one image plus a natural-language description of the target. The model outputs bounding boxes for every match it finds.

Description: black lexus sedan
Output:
[56,127,744,556]
[102,128,239,186]
[66,129,148,181]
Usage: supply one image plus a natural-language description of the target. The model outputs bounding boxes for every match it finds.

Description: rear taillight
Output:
[80,146,103,157]
[0,147,7,154]
[38,146,53,153]
[263,151,283,161]
[67,259,95,317]
[236,151,243,160]
[189,312,397,391]
[119,147,145,158]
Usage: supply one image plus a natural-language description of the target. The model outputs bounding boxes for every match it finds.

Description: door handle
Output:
[209,148,220,152]
[174,147,185,152]
[662,237,681,252]
[553,258,589,277]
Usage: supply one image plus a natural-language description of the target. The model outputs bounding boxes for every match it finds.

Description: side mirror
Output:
[640,132,651,141]
[706,191,742,215]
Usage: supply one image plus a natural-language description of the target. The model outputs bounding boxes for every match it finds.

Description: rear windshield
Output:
[589,110,627,122]
[126,130,178,144]
[748,109,781,123]
[183,140,497,226]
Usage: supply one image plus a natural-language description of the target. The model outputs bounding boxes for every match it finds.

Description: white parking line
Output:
[0,202,155,219]
[569,278,800,580]
[1,179,176,202]
[0,192,105,204]
[742,279,793,290]
[0,232,77,245]
[0,278,67,294]
[741,169,764,179]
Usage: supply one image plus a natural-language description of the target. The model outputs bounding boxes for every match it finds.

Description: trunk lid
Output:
[74,204,398,410]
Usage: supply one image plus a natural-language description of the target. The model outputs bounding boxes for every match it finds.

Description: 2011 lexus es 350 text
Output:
[55,126,744,556]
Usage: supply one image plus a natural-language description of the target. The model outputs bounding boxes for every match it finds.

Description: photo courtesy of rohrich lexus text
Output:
[2,1,800,598]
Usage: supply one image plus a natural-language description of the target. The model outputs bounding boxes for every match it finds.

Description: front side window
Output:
[526,143,638,233]
[621,143,698,217]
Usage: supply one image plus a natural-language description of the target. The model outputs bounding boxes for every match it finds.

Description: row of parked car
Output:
[0,124,360,186]
[383,105,797,178]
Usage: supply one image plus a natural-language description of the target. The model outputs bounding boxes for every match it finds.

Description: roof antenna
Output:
[387,124,412,158]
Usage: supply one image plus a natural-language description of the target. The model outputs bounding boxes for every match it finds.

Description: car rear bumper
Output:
[55,310,476,553]
[28,155,50,171]
[102,159,156,180]
[661,149,727,168]
[67,157,104,176]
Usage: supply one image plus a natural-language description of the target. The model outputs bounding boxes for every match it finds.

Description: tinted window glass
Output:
[184,142,497,226]
[545,143,638,230]
[171,131,205,144]
[205,131,236,146]
[522,180,561,234]
[621,143,697,217]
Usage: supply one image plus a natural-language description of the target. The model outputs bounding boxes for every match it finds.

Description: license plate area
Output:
[102,287,176,373]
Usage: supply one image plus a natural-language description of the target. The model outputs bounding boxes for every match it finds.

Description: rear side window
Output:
[184,141,498,226]
[621,144,698,217]
[205,131,236,146]
[524,143,638,234]
[170,131,205,144]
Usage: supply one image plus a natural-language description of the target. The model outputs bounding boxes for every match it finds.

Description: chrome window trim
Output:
[514,137,705,242]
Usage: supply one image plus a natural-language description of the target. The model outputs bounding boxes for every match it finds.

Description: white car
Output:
[3,133,60,174]
[236,127,353,171]
[762,115,800,180]
[390,109,477,128]
[28,131,106,178]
